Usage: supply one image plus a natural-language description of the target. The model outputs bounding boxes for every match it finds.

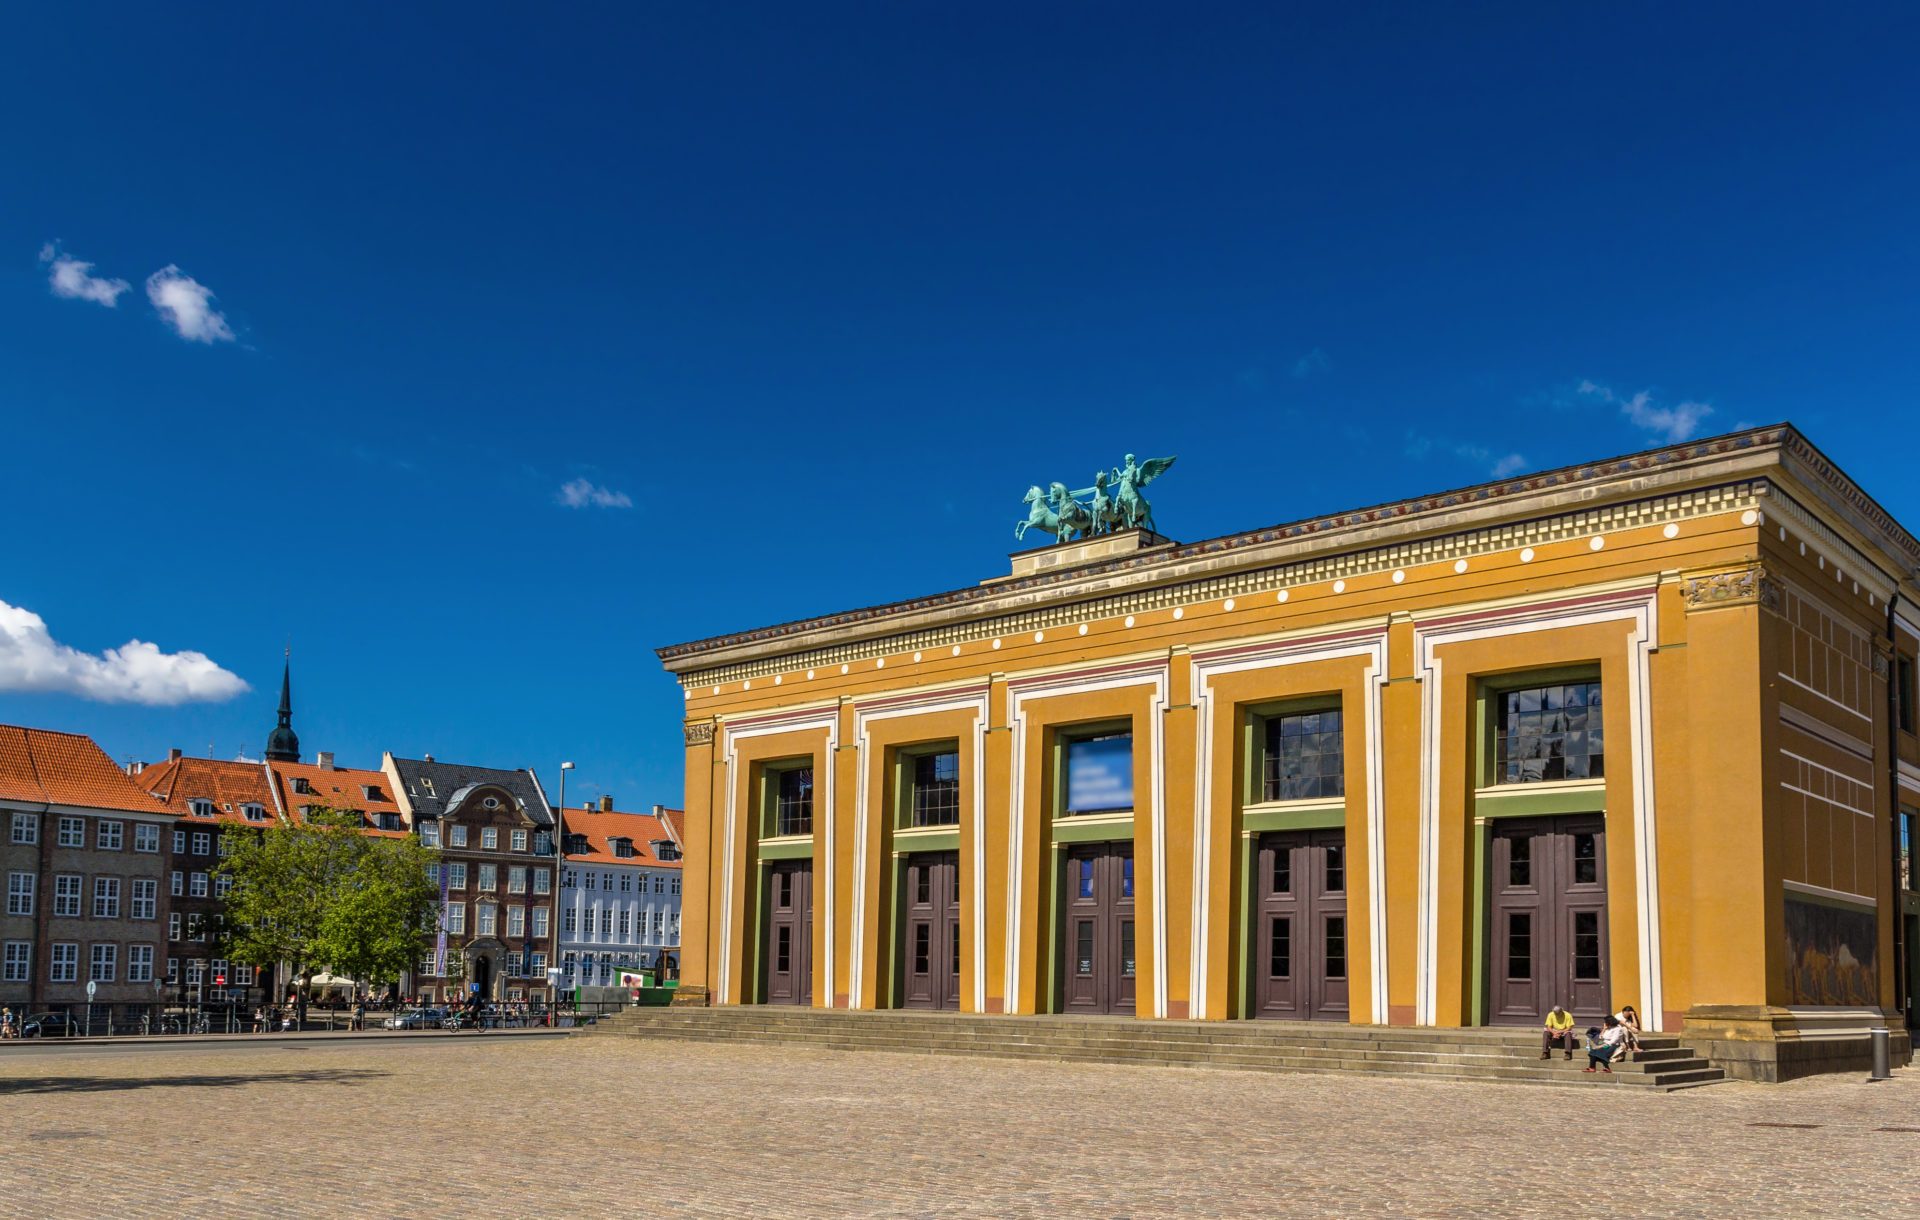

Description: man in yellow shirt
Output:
[1542,1003,1576,1059]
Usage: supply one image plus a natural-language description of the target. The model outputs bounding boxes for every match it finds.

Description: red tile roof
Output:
[268,760,410,838]
[0,724,171,814]
[559,807,682,868]
[132,755,277,827]
[657,807,685,847]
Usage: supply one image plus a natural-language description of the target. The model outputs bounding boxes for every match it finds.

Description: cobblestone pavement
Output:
[2,1036,1918,1218]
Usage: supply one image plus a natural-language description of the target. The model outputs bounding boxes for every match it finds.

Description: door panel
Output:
[1254,830,1348,1021]
[766,861,813,1006]
[902,851,960,1010]
[1061,844,1135,1015]
[1491,815,1607,1025]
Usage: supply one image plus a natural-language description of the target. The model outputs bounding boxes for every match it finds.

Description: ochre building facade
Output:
[659,427,1920,1079]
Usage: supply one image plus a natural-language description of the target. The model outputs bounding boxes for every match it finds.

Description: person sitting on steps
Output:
[1585,1015,1629,1073]
[1613,1004,1643,1062]
[1541,1003,1577,1059]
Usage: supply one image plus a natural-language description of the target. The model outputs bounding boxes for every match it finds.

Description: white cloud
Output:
[1489,453,1528,478]
[1291,347,1331,378]
[0,598,249,705]
[557,478,633,509]
[1577,379,1713,444]
[39,243,131,306]
[145,265,235,343]
[1405,432,1528,479]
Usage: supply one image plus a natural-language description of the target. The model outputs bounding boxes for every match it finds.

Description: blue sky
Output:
[3,5,1917,808]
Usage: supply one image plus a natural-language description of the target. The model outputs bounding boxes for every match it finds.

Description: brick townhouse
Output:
[2,725,174,1028]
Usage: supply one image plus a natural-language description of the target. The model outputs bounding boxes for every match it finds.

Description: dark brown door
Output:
[1253,830,1349,1021]
[1061,844,1136,1015]
[765,861,813,1006]
[1491,815,1607,1025]
[902,851,960,1010]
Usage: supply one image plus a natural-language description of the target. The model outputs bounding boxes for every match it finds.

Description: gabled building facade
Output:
[383,754,556,1003]
[556,799,684,989]
[2,726,175,1026]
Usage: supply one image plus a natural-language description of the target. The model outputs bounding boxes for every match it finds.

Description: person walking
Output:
[1541,1003,1577,1059]
[1,1007,15,1039]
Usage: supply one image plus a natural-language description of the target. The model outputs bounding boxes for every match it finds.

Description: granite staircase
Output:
[580,1006,1726,1091]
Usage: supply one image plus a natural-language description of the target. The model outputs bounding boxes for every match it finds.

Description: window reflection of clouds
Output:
[1067,735,1133,813]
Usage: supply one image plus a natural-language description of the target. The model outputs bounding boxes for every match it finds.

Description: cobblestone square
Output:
[2,1036,1917,1218]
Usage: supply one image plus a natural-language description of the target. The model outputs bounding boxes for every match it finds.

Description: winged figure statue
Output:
[1110,454,1176,532]
[1017,452,1177,542]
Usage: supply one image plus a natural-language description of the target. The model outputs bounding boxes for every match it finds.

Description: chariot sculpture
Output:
[1015,453,1176,543]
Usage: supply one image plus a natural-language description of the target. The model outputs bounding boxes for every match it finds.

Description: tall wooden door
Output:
[1061,844,1136,1015]
[902,851,960,1010]
[1490,815,1607,1025]
[765,861,813,1006]
[1253,830,1349,1021]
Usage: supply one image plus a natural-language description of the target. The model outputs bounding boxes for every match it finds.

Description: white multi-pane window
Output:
[601,909,615,936]
[671,875,681,895]
[50,942,78,982]
[478,864,496,892]
[189,915,206,943]
[670,913,680,939]
[561,952,576,979]
[619,910,631,937]
[98,820,124,850]
[620,874,633,894]
[131,879,157,920]
[190,873,209,898]
[217,835,231,858]
[476,904,497,935]
[532,908,549,938]
[449,825,467,848]
[6,873,32,916]
[54,875,82,918]
[446,903,466,934]
[189,799,216,818]
[507,907,525,937]
[215,874,233,898]
[584,871,596,891]
[10,812,37,844]
[173,829,186,854]
[3,941,29,981]
[654,876,666,894]
[191,831,211,856]
[511,829,527,852]
[562,908,576,933]
[90,943,117,982]
[653,911,665,936]
[186,958,203,984]
[449,861,468,889]
[94,877,121,919]
[419,949,438,976]
[58,817,85,847]
[170,871,183,896]
[235,963,254,985]
[533,868,551,895]
[508,867,526,894]
[128,944,154,983]
[168,913,181,941]
[134,823,160,853]
[421,823,440,848]
[166,957,179,983]
[561,868,577,889]
[531,952,546,975]
[481,828,498,850]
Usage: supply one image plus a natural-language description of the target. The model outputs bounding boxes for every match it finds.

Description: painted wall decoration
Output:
[1783,895,1878,1006]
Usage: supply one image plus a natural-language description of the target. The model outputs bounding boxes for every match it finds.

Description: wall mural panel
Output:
[1783,895,1878,1006]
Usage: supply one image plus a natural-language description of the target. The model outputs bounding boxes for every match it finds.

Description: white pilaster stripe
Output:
[1005,659,1170,1016]
[1410,583,1665,1030]
[1187,625,1391,1022]
[847,686,990,1009]
[717,705,839,1006]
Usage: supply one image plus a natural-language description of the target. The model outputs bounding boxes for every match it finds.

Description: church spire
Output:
[264,651,301,763]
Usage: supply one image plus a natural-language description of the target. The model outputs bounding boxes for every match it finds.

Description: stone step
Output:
[587,1011,1723,1091]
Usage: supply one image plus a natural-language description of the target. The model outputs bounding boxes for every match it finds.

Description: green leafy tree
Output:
[218,807,440,1024]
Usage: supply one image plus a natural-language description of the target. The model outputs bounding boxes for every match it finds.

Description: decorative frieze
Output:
[1681,564,1780,613]
[682,720,715,747]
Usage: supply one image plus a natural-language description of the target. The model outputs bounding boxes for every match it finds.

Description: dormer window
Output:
[611,838,635,859]
[563,833,590,855]
[362,785,387,802]
[242,804,267,823]
[653,840,680,862]
[291,776,314,796]
[188,799,216,818]
[483,796,500,810]
[376,812,401,831]
[421,778,436,797]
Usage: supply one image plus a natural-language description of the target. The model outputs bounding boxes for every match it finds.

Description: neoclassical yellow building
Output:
[660,426,1919,1078]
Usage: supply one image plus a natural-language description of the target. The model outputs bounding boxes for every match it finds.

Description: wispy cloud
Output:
[39,243,130,306]
[1291,347,1331,379]
[1405,432,1528,479]
[0,598,248,705]
[557,478,633,509]
[1575,379,1713,443]
[146,265,235,343]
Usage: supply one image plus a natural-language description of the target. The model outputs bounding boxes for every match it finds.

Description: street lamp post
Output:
[554,762,573,1015]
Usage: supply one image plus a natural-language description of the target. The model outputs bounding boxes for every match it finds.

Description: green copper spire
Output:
[264,655,301,763]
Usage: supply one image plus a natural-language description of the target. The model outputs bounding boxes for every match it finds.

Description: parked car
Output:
[19,1012,78,1038]
[382,1007,446,1031]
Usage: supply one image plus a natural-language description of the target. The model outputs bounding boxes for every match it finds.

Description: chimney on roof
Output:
[599,795,613,812]
[317,751,335,771]
[653,803,663,818]
[423,753,434,763]
[128,761,144,776]
[169,748,182,763]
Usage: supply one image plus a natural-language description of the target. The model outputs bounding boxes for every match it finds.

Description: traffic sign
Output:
[86,980,97,998]
[214,974,226,986]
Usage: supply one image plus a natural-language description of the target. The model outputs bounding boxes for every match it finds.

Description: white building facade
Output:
[555,802,683,990]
